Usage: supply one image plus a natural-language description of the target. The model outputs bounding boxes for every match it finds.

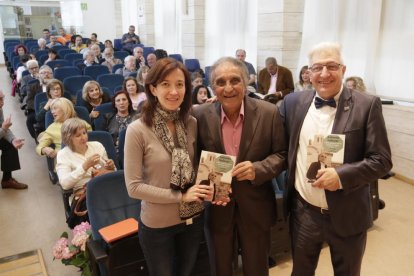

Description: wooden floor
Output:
[0,65,413,275]
[0,250,47,276]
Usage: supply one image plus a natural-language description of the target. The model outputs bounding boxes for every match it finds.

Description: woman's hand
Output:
[83,153,101,171]
[42,147,57,158]
[90,109,99,119]
[103,159,116,170]
[182,184,214,203]
[44,99,53,111]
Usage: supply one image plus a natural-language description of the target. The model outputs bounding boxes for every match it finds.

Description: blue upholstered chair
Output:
[86,170,147,276]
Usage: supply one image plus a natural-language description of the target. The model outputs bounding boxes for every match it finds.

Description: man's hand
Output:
[12,138,24,149]
[2,115,12,130]
[232,161,256,181]
[312,168,341,191]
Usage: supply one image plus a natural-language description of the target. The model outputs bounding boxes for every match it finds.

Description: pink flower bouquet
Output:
[53,222,92,276]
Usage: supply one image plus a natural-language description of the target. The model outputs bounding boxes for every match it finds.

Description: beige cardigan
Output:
[124,117,197,228]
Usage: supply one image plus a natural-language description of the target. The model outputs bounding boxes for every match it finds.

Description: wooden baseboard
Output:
[394,173,414,185]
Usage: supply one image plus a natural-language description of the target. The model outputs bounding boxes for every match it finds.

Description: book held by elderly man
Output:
[195,150,236,202]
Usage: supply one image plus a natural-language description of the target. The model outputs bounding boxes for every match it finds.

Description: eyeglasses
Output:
[214,77,242,87]
[309,62,342,73]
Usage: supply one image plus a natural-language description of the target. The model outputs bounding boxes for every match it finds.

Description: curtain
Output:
[298,0,414,102]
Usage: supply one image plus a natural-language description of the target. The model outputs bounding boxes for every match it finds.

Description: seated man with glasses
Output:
[20,60,40,102]
[193,57,287,276]
[257,57,294,101]
[133,46,146,69]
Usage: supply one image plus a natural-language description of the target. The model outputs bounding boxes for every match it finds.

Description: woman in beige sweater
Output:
[124,57,212,276]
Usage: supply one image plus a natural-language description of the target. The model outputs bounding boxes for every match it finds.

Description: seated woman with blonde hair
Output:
[57,117,115,192]
[36,98,92,158]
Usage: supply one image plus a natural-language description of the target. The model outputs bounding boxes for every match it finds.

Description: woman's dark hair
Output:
[191,85,211,104]
[47,48,59,58]
[112,90,134,114]
[122,77,139,92]
[20,54,31,63]
[14,44,28,55]
[299,65,309,85]
[142,57,192,127]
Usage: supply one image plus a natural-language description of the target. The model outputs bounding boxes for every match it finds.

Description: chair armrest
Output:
[87,240,108,262]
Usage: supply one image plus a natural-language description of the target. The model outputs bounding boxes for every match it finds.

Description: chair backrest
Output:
[143,47,154,59]
[113,51,129,61]
[169,54,184,63]
[51,45,67,51]
[111,63,124,73]
[83,65,110,80]
[22,70,30,78]
[113,39,122,51]
[39,54,49,65]
[113,85,123,94]
[97,73,124,94]
[64,53,83,64]
[44,104,91,128]
[47,59,72,70]
[184,58,201,73]
[12,55,21,70]
[34,92,48,114]
[204,66,212,86]
[118,128,127,169]
[88,131,120,169]
[35,49,48,60]
[53,66,82,81]
[58,49,76,58]
[94,102,114,131]
[63,75,93,98]
[86,170,141,241]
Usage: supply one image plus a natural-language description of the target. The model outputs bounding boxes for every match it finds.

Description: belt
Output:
[294,190,330,215]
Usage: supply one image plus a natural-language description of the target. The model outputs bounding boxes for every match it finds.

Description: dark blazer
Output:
[279,86,392,237]
[193,96,287,232]
[257,65,294,96]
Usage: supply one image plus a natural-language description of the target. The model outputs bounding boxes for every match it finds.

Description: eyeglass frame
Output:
[309,62,342,73]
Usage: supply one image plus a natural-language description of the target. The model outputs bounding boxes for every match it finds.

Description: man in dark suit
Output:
[279,42,392,275]
[194,57,286,276]
[257,57,294,99]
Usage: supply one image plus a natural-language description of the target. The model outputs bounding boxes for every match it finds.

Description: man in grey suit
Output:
[194,57,287,276]
[279,42,392,275]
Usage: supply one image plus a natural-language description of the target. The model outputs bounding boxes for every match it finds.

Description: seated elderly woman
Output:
[115,55,137,78]
[36,97,92,158]
[103,90,136,148]
[56,117,115,192]
[77,49,98,72]
[36,79,66,131]
[81,80,111,124]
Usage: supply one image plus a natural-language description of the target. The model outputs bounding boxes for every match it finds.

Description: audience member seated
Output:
[44,48,60,65]
[257,57,294,102]
[20,60,40,100]
[0,90,27,190]
[35,79,65,132]
[104,39,114,50]
[34,38,48,54]
[56,117,115,192]
[26,65,53,138]
[123,77,146,111]
[146,53,157,68]
[101,47,122,72]
[192,85,211,105]
[46,35,62,48]
[136,65,149,92]
[41,28,51,44]
[103,90,136,149]
[57,27,72,45]
[191,71,204,89]
[235,49,257,89]
[294,65,313,92]
[71,35,87,53]
[115,56,137,78]
[153,49,168,60]
[89,33,100,45]
[36,98,92,158]
[81,80,111,123]
[77,50,98,72]
[15,54,31,84]
[14,44,29,57]
[121,25,141,54]
[133,46,146,69]
[90,44,104,64]
[345,76,366,92]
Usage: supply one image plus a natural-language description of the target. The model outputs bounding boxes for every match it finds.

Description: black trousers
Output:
[290,195,367,276]
[0,138,21,172]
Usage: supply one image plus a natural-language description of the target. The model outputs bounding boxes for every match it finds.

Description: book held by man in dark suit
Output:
[195,151,236,202]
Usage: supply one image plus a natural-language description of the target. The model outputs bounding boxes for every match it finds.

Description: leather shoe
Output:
[1,178,28,189]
